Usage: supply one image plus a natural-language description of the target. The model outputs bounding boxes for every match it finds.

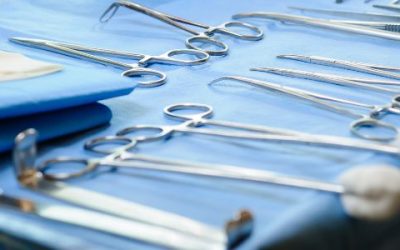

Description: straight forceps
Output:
[278,55,400,80]
[211,76,400,141]
[86,103,400,157]
[289,7,400,22]
[9,37,209,87]
[100,0,263,56]
[232,12,400,42]
[36,133,345,195]
[289,6,400,32]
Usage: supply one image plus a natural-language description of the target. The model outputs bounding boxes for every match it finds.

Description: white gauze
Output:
[340,165,400,221]
[0,51,63,82]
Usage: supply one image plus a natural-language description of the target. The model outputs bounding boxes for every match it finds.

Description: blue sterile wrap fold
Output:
[0,18,136,152]
[0,103,112,153]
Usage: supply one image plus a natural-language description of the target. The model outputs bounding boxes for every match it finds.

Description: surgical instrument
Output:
[13,131,400,221]
[37,135,344,193]
[9,37,209,87]
[232,12,400,42]
[100,0,263,56]
[82,133,400,221]
[374,4,400,13]
[289,6,400,22]
[277,54,400,80]
[0,190,223,249]
[289,7,400,32]
[330,21,400,33]
[13,130,251,249]
[211,75,400,141]
[109,102,400,156]
[252,67,400,93]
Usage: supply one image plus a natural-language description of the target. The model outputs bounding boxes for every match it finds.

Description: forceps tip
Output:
[9,37,33,44]
[208,76,242,85]
[232,13,249,20]
[99,3,121,23]
[249,67,279,73]
[276,54,303,59]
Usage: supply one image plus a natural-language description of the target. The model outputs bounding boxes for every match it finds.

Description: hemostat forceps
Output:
[277,54,400,80]
[100,103,400,156]
[232,12,400,42]
[9,37,209,87]
[35,132,345,195]
[252,67,400,94]
[13,129,252,250]
[211,76,400,141]
[100,0,263,56]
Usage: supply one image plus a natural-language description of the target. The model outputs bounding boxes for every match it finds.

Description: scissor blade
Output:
[0,193,221,250]
[35,180,227,244]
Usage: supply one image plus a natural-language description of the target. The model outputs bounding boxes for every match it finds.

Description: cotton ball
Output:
[339,165,400,221]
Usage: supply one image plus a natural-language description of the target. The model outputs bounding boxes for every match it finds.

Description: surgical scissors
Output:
[232,12,400,42]
[69,102,400,156]
[211,76,400,141]
[252,67,400,93]
[9,37,209,87]
[277,54,400,80]
[100,0,263,56]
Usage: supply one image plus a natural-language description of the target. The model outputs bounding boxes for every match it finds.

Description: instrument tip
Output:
[225,209,254,249]
[250,67,279,73]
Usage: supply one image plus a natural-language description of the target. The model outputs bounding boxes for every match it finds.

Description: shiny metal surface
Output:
[211,75,400,142]
[233,12,400,42]
[13,129,247,249]
[100,0,263,56]
[0,190,224,249]
[9,37,209,87]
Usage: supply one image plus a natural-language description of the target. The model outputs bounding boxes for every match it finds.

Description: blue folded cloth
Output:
[0,102,112,153]
[0,9,136,152]
[0,27,135,119]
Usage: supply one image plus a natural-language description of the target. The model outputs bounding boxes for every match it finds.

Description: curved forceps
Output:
[211,75,400,142]
[9,37,209,88]
[101,103,400,157]
[100,0,264,56]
